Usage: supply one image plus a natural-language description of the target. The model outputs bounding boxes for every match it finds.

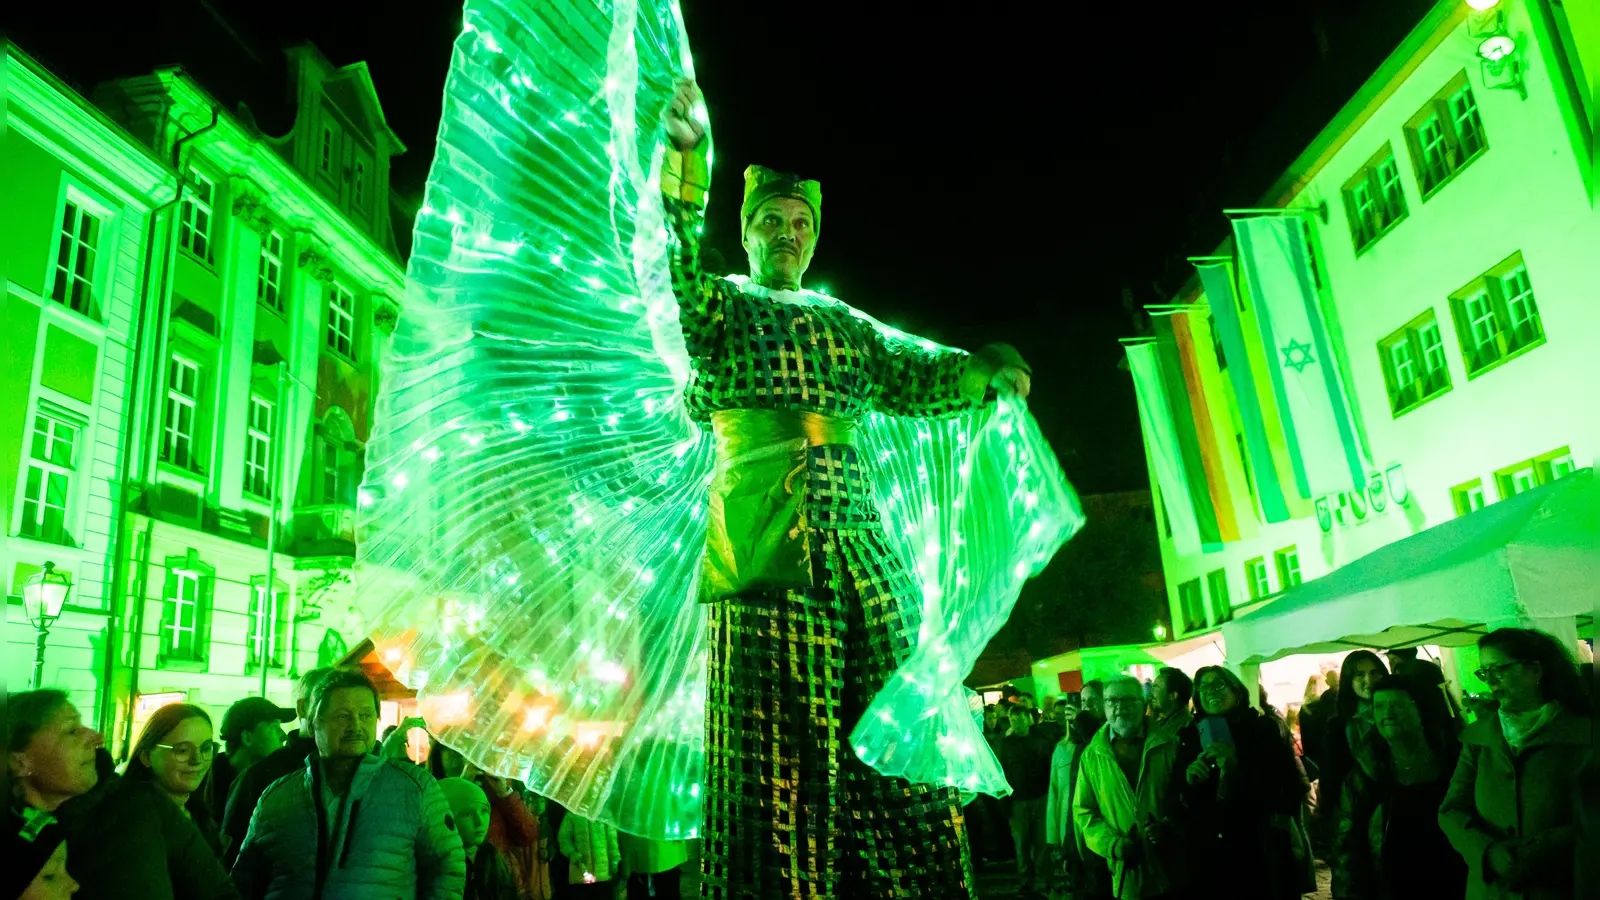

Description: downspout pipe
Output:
[107,99,220,757]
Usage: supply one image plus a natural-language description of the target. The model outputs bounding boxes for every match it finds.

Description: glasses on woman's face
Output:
[1474,661,1524,684]
[156,740,219,763]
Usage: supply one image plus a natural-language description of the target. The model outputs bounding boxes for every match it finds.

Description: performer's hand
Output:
[664,78,706,151]
[991,365,1031,400]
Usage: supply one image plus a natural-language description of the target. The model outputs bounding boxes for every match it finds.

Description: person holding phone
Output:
[1177,667,1307,900]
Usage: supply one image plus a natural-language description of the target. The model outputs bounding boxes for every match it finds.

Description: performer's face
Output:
[743,197,816,289]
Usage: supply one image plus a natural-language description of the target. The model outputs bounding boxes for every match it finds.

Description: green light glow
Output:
[352,0,1080,840]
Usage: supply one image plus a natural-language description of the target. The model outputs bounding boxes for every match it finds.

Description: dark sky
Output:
[6,0,1432,494]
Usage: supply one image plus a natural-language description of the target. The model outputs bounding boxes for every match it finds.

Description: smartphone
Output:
[1198,716,1234,750]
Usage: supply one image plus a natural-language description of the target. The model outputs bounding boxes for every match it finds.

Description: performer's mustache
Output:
[770,241,797,255]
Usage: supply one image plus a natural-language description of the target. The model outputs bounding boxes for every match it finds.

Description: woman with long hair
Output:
[1441,627,1589,900]
[1333,674,1464,899]
[1320,651,1387,871]
[126,703,224,858]
[6,690,235,900]
[1178,666,1308,900]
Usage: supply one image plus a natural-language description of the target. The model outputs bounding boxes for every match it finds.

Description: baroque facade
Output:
[3,41,407,755]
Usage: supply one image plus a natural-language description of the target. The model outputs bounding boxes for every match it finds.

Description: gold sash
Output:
[701,409,857,602]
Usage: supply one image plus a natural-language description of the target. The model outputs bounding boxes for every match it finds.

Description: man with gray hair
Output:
[222,666,336,865]
[1072,675,1187,899]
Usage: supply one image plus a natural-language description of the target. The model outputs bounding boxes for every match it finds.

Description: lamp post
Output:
[23,561,72,689]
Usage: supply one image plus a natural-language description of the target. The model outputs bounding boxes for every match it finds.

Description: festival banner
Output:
[1176,308,1260,542]
[1132,332,1224,552]
[1160,311,1242,543]
[1232,216,1367,498]
[1125,341,1205,556]
[1194,261,1292,523]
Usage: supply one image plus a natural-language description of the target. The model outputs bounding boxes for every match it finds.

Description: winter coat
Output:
[557,814,621,884]
[487,787,552,899]
[1176,709,1307,900]
[1071,723,1184,899]
[222,734,317,868]
[1333,736,1463,900]
[998,730,1054,801]
[51,773,240,900]
[1439,705,1590,900]
[231,752,466,900]
[1045,739,1079,847]
[465,843,522,900]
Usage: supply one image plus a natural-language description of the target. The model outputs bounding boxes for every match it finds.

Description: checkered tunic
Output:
[665,197,979,898]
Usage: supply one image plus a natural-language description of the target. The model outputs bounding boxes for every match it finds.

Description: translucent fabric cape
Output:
[354,0,1084,840]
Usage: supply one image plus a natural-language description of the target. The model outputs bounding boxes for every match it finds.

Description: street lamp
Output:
[23,561,72,688]
[1153,623,1168,641]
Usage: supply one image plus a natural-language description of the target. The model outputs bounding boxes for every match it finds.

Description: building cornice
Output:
[6,49,176,209]
[128,68,407,297]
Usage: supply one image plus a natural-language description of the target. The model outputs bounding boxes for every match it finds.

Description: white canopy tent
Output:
[1222,469,1596,664]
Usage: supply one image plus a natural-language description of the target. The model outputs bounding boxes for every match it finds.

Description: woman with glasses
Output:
[127,703,225,858]
[1441,627,1590,900]
[6,690,237,900]
[1177,666,1308,900]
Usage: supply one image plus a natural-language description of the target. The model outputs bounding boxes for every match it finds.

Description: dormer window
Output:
[320,127,334,174]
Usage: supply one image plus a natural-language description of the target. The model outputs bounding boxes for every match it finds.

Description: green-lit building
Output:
[3,41,407,754]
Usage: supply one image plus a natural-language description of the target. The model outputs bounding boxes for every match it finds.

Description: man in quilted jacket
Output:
[232,667,466,899]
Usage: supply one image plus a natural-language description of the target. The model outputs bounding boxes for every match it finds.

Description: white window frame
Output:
[1418,321,1447,374]
[20,410,81,544]
[257,231,284,311]
[248,581,288,668]
[1500,266,1538,339]
[1276,548,1302,588]
[178,168,215,261]
[163,569,203,658]
[1388,340,1416,388]
[1449,85,1485,156]
[1550,454,1577,480]
[163,356,200,470]
[1464,291,1498,353]
[1418,116,1449,189]
[1375,156,1404,218]
[1508,465,1537,495]
[1351,181,1376,240]
[1465,485,1486,510]
[327,284,356,358]
[51,199,104,318]
[244,396,274,499]
[1245,558,1272,600]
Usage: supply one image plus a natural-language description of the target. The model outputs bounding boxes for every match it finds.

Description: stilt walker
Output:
[355,3,1083,898]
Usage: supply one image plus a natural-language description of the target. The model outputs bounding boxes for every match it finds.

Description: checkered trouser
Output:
[699,452,974,898]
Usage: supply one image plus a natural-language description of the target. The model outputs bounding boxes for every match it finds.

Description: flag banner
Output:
[1233,216,1367,498]
[1195,262,1292,523]
[1126,342,1203,555]
[1178,309,1260,542]
[1164,311,1241,542]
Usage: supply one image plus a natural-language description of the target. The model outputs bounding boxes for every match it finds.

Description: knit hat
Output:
[741,165,821,236]
[437,776,488,817]
[5,807,68,898]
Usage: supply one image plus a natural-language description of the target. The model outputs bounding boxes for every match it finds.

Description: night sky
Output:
[6,0,1433,494]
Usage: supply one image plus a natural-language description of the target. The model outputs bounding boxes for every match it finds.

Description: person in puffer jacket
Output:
[556,812,621,893]
[231,667,465,899]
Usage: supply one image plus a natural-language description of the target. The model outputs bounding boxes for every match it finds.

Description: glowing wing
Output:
[354,0,713,839]
[846,322,1084,795]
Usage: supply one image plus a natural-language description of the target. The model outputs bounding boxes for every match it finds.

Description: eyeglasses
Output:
[156,740,219,763]
[1104,698,1145,709]
[1473,661,1524,683]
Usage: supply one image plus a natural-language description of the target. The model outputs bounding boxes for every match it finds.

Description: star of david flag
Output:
[1233,215,1367,499]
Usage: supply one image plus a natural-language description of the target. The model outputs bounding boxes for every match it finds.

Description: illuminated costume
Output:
[354,1,1081,897]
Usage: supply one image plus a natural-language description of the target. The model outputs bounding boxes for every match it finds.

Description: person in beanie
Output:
[221,666,334,867]
[210,696,294,814]
[7,808,79,900]
[439,778,520,900]
[659,77,1051,899]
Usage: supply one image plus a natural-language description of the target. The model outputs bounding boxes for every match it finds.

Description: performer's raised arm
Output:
[661,78,726,359]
